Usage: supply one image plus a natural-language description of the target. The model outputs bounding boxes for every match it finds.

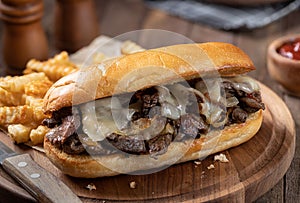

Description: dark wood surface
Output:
[0,0,299,202]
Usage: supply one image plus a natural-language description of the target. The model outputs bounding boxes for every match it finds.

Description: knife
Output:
[0,141,82,203]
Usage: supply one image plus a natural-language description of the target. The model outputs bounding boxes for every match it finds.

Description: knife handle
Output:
[2,154,82,203]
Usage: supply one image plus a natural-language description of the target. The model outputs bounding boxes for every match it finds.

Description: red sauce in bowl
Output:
[278,38,300,60]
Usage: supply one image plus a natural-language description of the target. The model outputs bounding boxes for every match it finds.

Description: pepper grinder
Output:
[0,0,48,75]
[54,0,99,53]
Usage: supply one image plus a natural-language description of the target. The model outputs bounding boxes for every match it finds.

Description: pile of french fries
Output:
[0,52,78,145]
[0,40,144,146]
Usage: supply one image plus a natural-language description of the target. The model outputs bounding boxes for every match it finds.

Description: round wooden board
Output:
[0,83,295,202]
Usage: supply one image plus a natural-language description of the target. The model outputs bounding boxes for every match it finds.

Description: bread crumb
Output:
[85,183,96,191]
[194,160,201,165]
[207,164,215,170]
[201,171,206,178]
[129,181,137,189]
[214,153,229,163]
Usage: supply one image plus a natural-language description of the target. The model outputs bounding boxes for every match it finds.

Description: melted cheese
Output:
[224,75,260,93]
[81,75,259,141]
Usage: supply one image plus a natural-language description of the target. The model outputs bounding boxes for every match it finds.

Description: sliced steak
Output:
[42,117,59,128]
[240,97,265,113]
[178,114,208,138]
[141,88,160,117]
[222,81,236,98]
[43,107,75,128]
[62,134,85,154]
[231,107,248,123]
[46,108,81,146]
[148,133,173,158]
[107,133,147,154]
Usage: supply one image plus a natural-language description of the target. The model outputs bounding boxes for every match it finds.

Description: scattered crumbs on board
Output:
[214,153,229,163]
[207,164,215,170]
[194,160,201,165]
[129,181,137,189]
[85,183,96,191]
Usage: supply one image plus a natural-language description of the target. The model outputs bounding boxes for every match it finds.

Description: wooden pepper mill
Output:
[0,0,48,75]
[55,0,99,53]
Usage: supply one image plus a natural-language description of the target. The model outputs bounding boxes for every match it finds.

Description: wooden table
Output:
[0,0,299,202]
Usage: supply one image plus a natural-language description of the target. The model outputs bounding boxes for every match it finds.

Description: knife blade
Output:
[0,141,82,203]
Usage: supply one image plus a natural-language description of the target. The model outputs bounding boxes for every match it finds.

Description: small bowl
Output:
[267,34,300,97]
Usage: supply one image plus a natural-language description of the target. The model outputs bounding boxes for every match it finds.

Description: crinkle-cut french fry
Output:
[25,96,48,122]
[8,124,32,144]
[24,78,53,97]
[24,51,79,82]
[121,40,145,55]
[0,105,34,126]
[0,75,12,82]
[0,87,25,106]
[30,125,49,145]
[25,95,40,106]
[50,51,68,62]
[0,72,48,93]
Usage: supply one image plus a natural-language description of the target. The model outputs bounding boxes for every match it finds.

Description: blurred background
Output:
[0,0,300,77]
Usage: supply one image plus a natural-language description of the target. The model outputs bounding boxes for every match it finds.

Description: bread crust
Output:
[43,42,255,113]
[44,110,263,178]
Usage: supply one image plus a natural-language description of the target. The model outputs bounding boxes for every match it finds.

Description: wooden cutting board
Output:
[0,82,295,202]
